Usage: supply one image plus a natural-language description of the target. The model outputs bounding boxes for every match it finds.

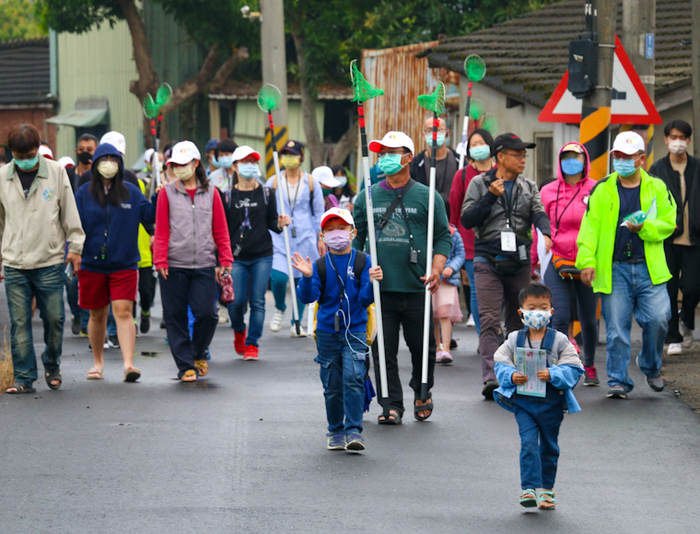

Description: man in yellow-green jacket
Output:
[576,131,676,400]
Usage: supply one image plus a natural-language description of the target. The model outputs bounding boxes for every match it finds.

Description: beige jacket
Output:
[0,155,85,270]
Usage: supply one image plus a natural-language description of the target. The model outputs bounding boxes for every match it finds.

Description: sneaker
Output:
[327,433,346,451]
[88,341,109,351]
[607,384,627,399]
[450,338,458,350]
[270,310,284,332]
[441,351,453,365]
[79,328,88,337]
[466,314,476,327]
[345,432,365,451]
[107,334,120,349]
[234,329,247,355]
[243,345,259,361]
[160,320,166,329]
[569,338,580,354]
[290,324,307,338]
[217,306,229,324]
[71,316,81,335]
[645,373,665,392]
[140,311,151,334]
[680,320,694,348]
[583,366,599,387]
[667,343,683,355]
[482,379,498,400]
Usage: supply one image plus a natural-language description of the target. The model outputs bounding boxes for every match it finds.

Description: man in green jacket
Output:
[576,131,676,399]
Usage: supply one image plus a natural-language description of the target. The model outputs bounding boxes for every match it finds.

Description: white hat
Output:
[611,131,645,155]
[144,148,155,165]
[58,156,75,168]
[368,131,415,155]
[166,140,201,165]
[100,131,126,155]
[321,207,354,229]
[232,145,261,163]
[38,145,53,159]
[455,141,467,156]
[312,166,342,188]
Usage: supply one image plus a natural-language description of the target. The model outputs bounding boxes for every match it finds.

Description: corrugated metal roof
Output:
[0,38,51,105]
[209,80,353,100]
[422,0,693,109]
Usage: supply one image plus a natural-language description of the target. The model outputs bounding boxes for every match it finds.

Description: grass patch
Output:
[0,329,13,393]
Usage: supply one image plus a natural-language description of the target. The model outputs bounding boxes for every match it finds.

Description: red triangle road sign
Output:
[539,35,662,125]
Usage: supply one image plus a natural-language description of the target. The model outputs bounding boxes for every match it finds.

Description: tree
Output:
[36,0,257,144]
[0,0,47,41]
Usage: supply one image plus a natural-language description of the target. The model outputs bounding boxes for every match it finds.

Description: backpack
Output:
[312,250,377,344]
[515,327,558,364]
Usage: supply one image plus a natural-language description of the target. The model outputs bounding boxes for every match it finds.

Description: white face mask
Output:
[173,164,194,181]
[668,139,688,156]
[97,160,119,179]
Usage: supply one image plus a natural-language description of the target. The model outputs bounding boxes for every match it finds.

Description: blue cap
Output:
[205,139,219,152]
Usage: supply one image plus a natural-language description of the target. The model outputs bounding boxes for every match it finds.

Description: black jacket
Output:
[648,154,700,244]
[409,147,459,216]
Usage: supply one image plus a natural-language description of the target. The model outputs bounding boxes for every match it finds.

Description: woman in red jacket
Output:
[448,129,495,334]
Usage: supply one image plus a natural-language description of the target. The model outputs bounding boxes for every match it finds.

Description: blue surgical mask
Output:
[238,163,258,180]
[335,176,348,188]
[469,145,491,161]
[378,153,407,176]
[217,155,233,169]
[425,133,446,148]
[612,157,639,177]
[15,156,38,171]
[211,155,221,168]
[560,158,584,176]
[520,309,552,330]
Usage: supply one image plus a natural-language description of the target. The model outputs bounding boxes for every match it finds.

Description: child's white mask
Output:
[519,309,552,330]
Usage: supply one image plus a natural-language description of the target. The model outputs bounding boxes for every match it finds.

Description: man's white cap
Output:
[368,131,415,155]
[321,207,354,229]
[166,140,201,165]
[58,156,74,168]
[100,131,126,155]
[312,166,342,188]
[232,145,261,163]
[144,148,155,165]
[611,131,645,155]
[38,145,53,159]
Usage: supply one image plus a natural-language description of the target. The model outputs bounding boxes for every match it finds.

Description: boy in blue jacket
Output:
[293,208,383,452]
[493,283,584,510]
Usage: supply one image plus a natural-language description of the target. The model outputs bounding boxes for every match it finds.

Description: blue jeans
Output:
[464,260,480,335]
[228,255,273,347]
[600,261,670,391]
[5,264,65,385]
[512,386,566,489]
[270,268,306,325]
[543,261,599,367]
[315,330,367,434]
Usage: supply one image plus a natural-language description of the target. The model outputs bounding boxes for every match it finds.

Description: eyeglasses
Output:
[503,151,528,160]
[423,128,447,134]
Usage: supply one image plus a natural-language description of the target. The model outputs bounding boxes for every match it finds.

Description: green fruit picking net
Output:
[350,60,384,103]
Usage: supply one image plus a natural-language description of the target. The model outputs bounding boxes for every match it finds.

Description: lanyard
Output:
[553,182,581,236]
[499,179,520,229]
[284,175,301,217]
[328,251,349,312]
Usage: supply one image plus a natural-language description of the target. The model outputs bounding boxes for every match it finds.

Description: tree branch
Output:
[160,44,220,114]
[119,0,158,99]
[210,47,250,91]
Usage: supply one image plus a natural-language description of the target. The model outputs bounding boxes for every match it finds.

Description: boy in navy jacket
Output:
[493,283,584,510]
[294,208,383,452]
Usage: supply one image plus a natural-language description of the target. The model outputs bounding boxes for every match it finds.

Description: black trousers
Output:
[665,243,700,343]
[138,266,156,313]
[371,291,436,417]
[159,267,218,378]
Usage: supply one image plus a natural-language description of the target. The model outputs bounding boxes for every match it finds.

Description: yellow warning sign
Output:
[265,126,289,178]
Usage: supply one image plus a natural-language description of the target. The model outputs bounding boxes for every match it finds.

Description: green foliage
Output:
[0,0,47,41]
[36,0,123,34]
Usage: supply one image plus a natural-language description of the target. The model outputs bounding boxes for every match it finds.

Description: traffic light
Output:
[567,39,598,98]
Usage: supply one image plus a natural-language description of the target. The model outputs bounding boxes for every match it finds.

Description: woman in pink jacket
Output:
[540,141,599,386]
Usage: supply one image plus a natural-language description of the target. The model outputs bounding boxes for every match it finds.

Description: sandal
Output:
[181,369,197,382]
[123,367,141,383]
[414,399,433,421]
[194,359,209,377]
[377,409,402,425]
[520,489,537,508]
[539,490,556,510]
[87,367,104,380]
[4,381,35,394]
[45,369,62,390]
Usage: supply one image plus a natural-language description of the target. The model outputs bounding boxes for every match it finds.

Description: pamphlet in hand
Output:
[621,198,657,229]
[515,347,547,398]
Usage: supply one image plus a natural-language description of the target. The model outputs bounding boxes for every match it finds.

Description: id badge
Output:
[291,227,297,238]
[410,248,418,264]
[501,230,517,252]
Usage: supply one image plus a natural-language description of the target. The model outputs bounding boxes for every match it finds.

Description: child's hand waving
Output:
[369,266,383,282]
[291,252,314,277]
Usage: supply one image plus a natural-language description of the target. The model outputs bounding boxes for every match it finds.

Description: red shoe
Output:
[234,329,247,355]
[244,345,259,361]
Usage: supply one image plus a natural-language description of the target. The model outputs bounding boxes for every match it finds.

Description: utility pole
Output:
[259,0,289,177]
[579,0,616,180]
[621,0,656,166]
[692,0,700,156]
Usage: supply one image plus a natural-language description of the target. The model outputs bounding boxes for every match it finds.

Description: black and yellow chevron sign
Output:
[265,126,289,178]
[580,105,611,180]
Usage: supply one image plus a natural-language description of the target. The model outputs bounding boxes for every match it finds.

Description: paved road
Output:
[1,289,699,533]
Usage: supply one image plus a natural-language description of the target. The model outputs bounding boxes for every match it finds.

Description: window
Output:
[534,134,554,187]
